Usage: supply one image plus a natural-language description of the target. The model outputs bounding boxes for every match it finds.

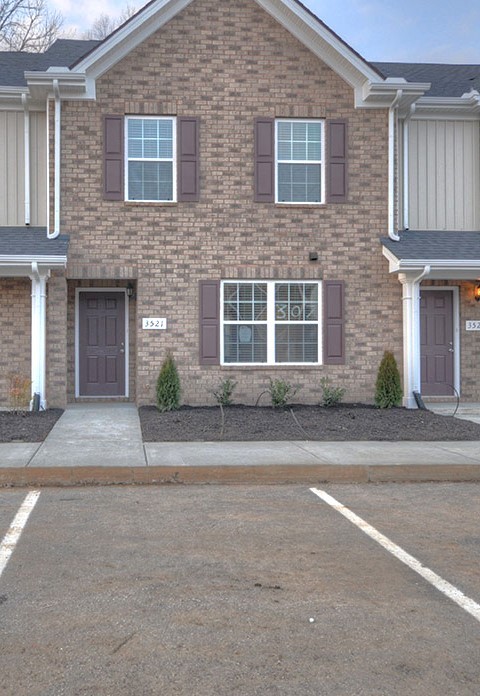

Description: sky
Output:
[51,0,480,64]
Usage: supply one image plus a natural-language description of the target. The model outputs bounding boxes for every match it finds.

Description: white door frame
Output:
[75,288,129,398]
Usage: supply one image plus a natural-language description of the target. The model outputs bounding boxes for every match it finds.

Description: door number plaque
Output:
[142,318,167,330]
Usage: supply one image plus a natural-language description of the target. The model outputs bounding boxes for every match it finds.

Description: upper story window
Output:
[126,116,176,202]
[276,119,324,204]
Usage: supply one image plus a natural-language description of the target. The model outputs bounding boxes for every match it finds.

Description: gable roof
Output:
[374,62,480,98]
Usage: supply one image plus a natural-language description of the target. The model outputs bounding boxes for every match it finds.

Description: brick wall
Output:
[0,279,31,407]
[58,0,403,405]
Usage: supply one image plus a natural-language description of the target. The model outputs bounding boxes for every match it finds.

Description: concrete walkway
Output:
[1,403,480,486]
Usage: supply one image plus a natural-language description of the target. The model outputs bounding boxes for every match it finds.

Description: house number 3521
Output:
[466,321,480,331]
[142,318,167,330]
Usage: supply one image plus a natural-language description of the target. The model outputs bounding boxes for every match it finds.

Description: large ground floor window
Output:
[221,280,321,365]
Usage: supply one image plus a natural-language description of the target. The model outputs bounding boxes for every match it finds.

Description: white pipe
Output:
[48,79,61,240]
[402,104,415,230]
[388,90,403,241]
[29,262,49,409]
[400,264,430,408]
[22,93,30,226]
[45,97,49,234]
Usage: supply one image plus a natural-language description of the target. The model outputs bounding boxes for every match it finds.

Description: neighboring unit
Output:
[1,0,479,409]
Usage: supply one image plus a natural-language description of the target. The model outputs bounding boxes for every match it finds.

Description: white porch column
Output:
[398,266,430,409]
[30,263,49,410]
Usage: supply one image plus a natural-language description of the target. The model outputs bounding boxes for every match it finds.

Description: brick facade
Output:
[56,0,403,406]
[0,279,31,407]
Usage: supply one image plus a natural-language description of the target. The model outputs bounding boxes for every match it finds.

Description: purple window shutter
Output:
[103,115,124,200]
[323,281,345,364]
[178,117,200,202]
[326,120,348,203]
[254,117,275,202]
[199,281,220,365]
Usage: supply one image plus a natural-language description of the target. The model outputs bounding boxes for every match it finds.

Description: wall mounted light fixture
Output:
[126,283,134,299]
[475,284,480,302]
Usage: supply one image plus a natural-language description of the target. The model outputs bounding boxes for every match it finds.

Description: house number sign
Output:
[466,321,480,331]
[142,318,167,330]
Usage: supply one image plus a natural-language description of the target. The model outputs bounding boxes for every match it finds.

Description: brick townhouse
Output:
[1,0,479,409]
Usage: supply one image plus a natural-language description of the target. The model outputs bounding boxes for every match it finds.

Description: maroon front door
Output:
[79,292,126,397]
[420,290,454,396]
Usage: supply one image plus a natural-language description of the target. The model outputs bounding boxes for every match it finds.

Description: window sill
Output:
[124,201,177,207]
[274,202,326,208]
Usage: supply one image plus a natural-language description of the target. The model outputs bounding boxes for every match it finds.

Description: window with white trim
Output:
[276,119,324,204]
[221,281,321,365]
[126,116,176,201]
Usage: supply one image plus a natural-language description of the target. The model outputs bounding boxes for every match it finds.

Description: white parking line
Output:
[0,491,41,579]
[310,487,480,624]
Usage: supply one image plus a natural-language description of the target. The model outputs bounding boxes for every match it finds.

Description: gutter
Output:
[22,93,30,225]
[48,79,61,240]
[388,89,402,241]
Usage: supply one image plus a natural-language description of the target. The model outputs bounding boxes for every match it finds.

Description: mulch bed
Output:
[0,409,64,443]
[139,403,480,442]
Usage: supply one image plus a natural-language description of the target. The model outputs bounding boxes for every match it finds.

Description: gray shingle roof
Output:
[381,231,480,260]
[0,227,69,257]
[0,39,100,86]
[373,62,480,98]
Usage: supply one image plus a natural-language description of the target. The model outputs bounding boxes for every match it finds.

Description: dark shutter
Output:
[199,280,220,365]
[178,117,200,201]
[326,120,348,203]
[103,115,124,200]
[323,281,345,364]
[254,117,275,202]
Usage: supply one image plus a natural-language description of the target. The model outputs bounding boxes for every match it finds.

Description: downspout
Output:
[400,264,431,408]
[403,104,415,230]
[388,90,403,241]
[48,79,61,240]
[22,93,30,226]
[30,262,48,410]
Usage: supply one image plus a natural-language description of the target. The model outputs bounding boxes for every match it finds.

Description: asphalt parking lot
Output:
[1,483,479,695]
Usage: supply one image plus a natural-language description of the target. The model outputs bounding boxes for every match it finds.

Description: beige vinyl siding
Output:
[0,110,47,226]
[409,119,480,231]
[29,112,47,225]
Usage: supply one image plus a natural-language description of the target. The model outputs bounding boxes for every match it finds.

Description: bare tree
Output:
[0,0,63,51]
[83,4,137,41]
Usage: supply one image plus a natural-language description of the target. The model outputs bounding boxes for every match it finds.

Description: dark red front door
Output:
[79,292,126,397]
[420,290,454,396]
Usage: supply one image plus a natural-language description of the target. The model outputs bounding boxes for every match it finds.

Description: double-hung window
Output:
[276,119,324,204]
[126,116,176,201]
[221,280,321,365]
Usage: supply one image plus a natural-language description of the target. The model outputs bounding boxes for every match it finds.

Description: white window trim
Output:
[220,280,323,366]
[275,118,325,205]
[125,115,177,202]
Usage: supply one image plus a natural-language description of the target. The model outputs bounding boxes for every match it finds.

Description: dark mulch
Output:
[0,409,64,443]
[139,403,480,442]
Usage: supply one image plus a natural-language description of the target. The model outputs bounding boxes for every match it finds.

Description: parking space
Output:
[0,484,479,695]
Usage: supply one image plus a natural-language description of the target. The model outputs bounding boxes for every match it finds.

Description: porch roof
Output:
[0,227,69,276]
[381,231,480,279]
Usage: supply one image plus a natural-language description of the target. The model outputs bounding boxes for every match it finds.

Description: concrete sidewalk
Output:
[1,403,480,486]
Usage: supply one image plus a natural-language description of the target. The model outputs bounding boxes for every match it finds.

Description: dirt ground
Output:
[139,403,480,442]
[0,409,63,442]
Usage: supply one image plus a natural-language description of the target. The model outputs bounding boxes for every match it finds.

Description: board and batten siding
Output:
[408,119,480,231]
[0,111,47,226]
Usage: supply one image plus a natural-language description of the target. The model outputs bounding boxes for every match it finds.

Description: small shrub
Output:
[8,373,31,412]
[267,378,298,409]
[375,351,402,408]
[320,377,345,408]
[212,378,237,406]
[156,353,181,412]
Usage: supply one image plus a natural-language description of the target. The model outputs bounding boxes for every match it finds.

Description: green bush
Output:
[212,378,237,406]
[375,351,402,408]
[156,353,181,412]
[320,377,345,408]
[267,378,298,409]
